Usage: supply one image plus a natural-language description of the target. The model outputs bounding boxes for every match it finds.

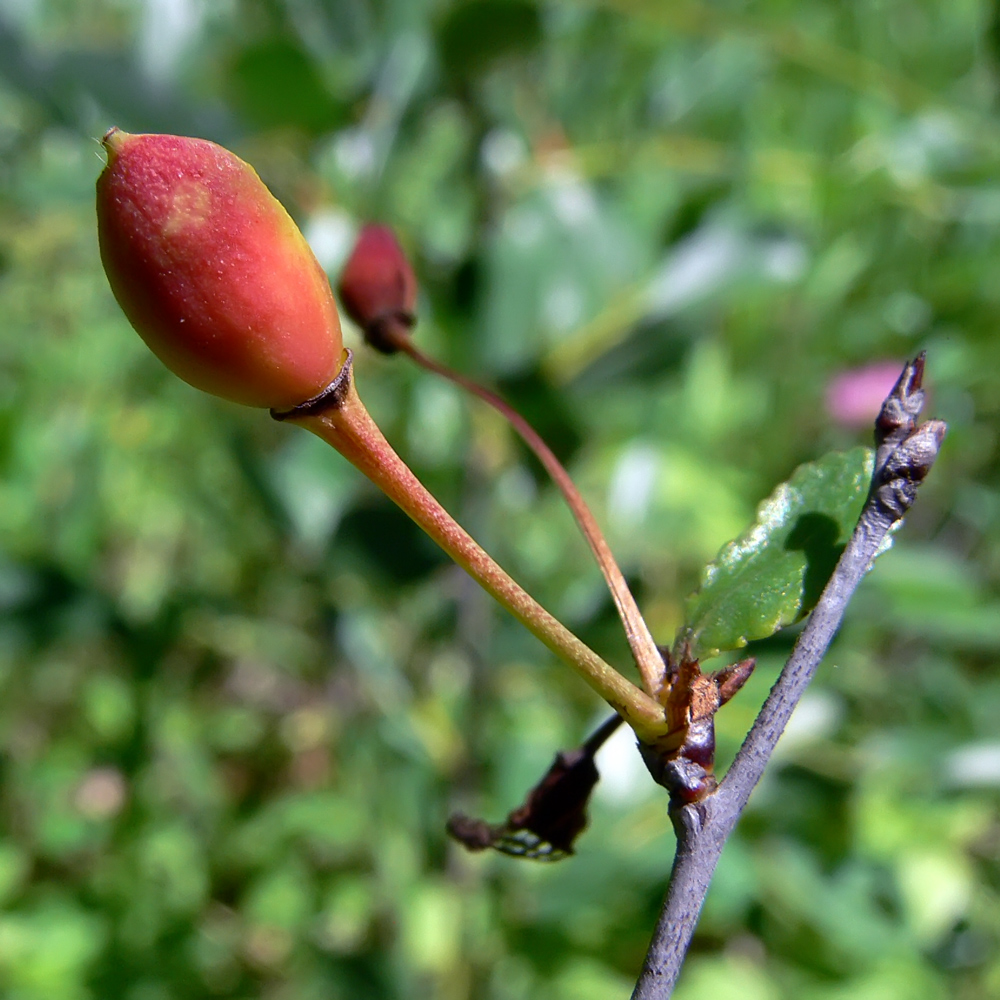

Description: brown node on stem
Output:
[641,647,755,805]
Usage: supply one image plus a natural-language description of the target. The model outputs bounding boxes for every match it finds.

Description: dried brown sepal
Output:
[642,649,755,804]
[714,657,756,706]
[446,813,503,852]
[364,311,415,355]
[447,746,600,861]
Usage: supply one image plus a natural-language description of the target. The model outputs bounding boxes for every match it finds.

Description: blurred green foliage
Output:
[0,1,997,998]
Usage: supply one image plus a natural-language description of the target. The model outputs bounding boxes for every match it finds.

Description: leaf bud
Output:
[96,128,343,409]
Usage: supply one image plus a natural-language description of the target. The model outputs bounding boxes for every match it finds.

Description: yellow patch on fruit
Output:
[163,181,212,236]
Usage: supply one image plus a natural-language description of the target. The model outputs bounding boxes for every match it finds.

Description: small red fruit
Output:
[96,128,343,409]
[337,225,417,352]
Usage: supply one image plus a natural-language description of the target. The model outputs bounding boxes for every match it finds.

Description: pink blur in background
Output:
[825,361,904,427]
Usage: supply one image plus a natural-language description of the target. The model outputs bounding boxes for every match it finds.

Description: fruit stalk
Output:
[371,316,667,699]
[96,131,667,740]
[278,355,668,741]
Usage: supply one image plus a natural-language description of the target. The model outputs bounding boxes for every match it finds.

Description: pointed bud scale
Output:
[96,128,343,409]
[337,225,417,352]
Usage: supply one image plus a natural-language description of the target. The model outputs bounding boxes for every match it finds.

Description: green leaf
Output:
[438,0,542,81]
[678,447,876,660]
[227,38,345,134]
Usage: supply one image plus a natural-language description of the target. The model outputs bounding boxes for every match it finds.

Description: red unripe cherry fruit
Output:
[96,128,343,409]
[337,224,417,352]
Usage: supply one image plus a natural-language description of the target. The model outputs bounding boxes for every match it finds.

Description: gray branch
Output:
[632,354,947,1000]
